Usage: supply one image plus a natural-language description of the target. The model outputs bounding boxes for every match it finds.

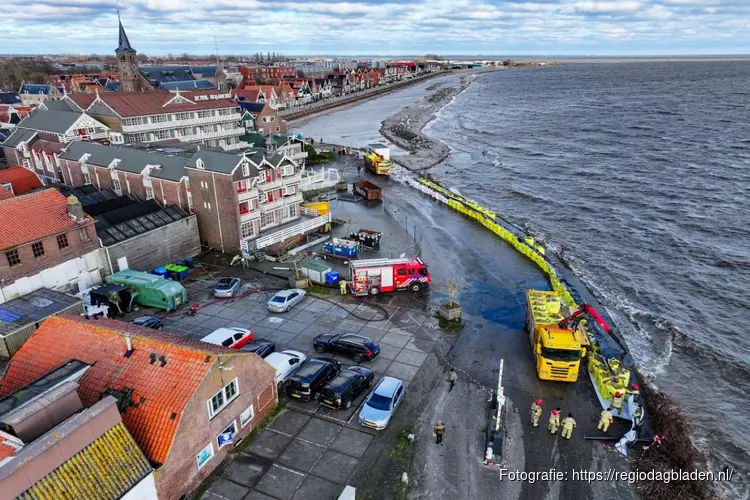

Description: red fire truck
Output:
[349,258,431,296]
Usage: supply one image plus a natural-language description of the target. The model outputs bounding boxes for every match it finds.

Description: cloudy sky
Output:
[2,0,749,56]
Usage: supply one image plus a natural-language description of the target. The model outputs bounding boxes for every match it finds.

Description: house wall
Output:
[153,353,277,500]
[185,169,240,253]
[152,178,189,211]
[121,472,158,500]
[60,158,87,186]
[87,113,123,133]
[103,216,201,275]
[0,249,103,304]
[123,172,147,200]
[255,107,284,135]
[0,224,98,285]
[2,146,23,167]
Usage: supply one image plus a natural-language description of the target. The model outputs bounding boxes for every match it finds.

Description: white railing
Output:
[281,193,304,205]
[258,197,284,212]
[179,127,244,141]
[299,206,318,216]
[122,113,242,133]
[237,189,259,202]
[248,213,332,250]
[299,167,341,192]
[257,178,283,191]
[223,141,249,151]
[240,210,260,222]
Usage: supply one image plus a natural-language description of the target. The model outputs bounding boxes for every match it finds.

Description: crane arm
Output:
[559,304,612,334]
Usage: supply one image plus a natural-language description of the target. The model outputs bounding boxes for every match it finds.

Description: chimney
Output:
[159,355,167,367]
[66,195,85,221]
[124,333,134,358]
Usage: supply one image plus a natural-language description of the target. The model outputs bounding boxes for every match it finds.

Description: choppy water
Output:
[426,62,750,497]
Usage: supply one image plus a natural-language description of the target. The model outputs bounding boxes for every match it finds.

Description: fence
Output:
[383,201,423,258]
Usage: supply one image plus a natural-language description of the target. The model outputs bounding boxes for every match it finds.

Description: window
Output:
[260,211,275,228]
[32,241,45,259]
[242,163,250,177]
[78,228,90,242]
[151,114,170,123]
[2,182,13,194]
[240,405,255,427]
[154,129,172,140]
[398,269,406,276]
[176,112,192,121]
[239,202,249,214]
[145,186,154,200]
[241,222,255,239]
[207,378,239,419]
[112,177,122,195]
[82,170,91,185]
[196,443,214,470]
[282,165,295,177]
[217,421,237,449]
[57,234,69,250]
[409,268,415,275]
[6,249,20,267]
[276,126,280,132]
[282,204,297,220]
[236,180,246,193]
[283,185,296,196]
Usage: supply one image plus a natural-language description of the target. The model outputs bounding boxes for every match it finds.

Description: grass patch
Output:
[389,427,415,460]
[308,283,333,296]
[387,427,416,500]
[435,313,465,335]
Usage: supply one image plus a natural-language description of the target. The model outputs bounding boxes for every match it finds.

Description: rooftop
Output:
[60,142,189,182]
[0,316,236,465]
[0,288,81,337]
[0,167,43,195]
[1,128,37,149]
[17,108,96,135]
[0,189,88,250]
[94,199,191,247]
[69,90,239,118]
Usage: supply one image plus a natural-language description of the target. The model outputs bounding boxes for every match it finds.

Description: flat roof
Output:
[95,199,191,247]
[0,289,81,337]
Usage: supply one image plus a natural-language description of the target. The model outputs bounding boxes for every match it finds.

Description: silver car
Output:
[214,277,241,298]
[359,376,405,430]
[267,289,307,312]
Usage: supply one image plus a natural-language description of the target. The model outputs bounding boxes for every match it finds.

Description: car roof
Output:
[218,277,237,282]
[133,315,158,322]
[327,370,360,389]
[374,376,402,396]
[294,358,334,378]
[273,289,301,298]
[200,327,250,342]
[339,334,371,344]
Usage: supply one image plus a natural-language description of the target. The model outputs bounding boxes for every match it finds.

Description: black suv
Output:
[318,366,374,410]
[286,357,342,401]
[313,333,380,363]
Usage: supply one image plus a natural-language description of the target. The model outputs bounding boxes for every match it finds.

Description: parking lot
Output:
[151,270,439,500]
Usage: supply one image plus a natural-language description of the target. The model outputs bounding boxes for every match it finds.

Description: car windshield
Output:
[367,393,392,411]
[218,279,233,287]
[541,346,582,362]
[271,296,286,303]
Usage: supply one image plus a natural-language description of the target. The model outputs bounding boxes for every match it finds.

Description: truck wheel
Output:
[315,345,326,353]
[369,287,380,296]
[409,283,422,292]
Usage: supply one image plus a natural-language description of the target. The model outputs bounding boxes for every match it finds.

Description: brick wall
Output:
[60,159,86,186]
[152,178,189,211]
[124,172,147,200]
[186,169,241,253]
[153,353,277,500]
[1,146,22,167]
[0,223,98,285]
[104,216,201,274]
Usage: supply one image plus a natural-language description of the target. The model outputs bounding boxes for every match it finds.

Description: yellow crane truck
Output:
[364,143,392,176]
[526,290,589,382]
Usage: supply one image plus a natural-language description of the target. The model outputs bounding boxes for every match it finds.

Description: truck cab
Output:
[526,290,588,382]
[364,143,392,176]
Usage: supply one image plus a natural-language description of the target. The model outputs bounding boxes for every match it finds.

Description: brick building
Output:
[66,89,247,151]
[0,190,102,303]
[0,315,278,500]
[0,166,43,196]
[239,102,285,135]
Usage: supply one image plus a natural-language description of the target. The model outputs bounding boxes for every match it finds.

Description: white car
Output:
[267,289,307,313]
[200,327,254,349]
[264,350,307,389]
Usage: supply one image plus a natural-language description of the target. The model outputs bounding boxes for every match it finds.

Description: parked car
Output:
[238,340,276,358]
[313,333,380,363]
[287,357,341,401]
[359,376,405,430]
[131,315,162,329]
[213,277,241,298]
[264,350,307,390]
[318,366,374,410]
[200,327,254,349]
[267,289,307,312]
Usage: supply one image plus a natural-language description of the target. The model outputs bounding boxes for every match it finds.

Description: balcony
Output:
[223,141,249,151]
[241,213,332,251]
[179,127,244,142]
[237,188,259,202]
[256,177,283,192]
[240,210,261,222]
[281,192,303,206]
[122,113,242,133]
[258,197,284,212]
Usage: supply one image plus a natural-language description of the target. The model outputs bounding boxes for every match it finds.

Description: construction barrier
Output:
[413,178,577,307]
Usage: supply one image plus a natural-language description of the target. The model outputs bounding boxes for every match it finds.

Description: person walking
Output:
[548,408,561,434]
[448,369,457,392]
[561,413,576,440]
[339,279,347,295]
[531,399,543,427]
[598,408,614,433]
[434,420,445,444]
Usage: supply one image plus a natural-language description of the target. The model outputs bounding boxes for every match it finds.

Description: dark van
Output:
[318,366,374,410]
[286,357,341,401]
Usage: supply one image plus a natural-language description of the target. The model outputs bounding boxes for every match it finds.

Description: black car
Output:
[131,316,163,330]
[313,333,380,363]
[318,366,374,410]
[287,357,342,401]
[238,340,276,358]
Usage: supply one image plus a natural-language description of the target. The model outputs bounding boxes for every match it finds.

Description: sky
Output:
[1,0,749,56]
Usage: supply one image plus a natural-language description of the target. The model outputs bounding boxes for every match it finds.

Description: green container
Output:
[106,269,187,311]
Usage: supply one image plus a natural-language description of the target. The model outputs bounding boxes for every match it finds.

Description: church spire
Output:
[116,10,135,53]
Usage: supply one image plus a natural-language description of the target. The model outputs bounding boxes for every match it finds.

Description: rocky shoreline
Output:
[380,72,482,171]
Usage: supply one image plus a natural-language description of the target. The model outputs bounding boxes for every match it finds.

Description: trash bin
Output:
[325,271,340,285]
[184,257,195,268]
[165,264,189,281]
[152,266,168,279]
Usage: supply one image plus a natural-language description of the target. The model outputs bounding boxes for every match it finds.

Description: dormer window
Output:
[196,159,205,170]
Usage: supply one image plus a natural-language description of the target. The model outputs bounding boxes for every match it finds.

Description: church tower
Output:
[115,14,141,92]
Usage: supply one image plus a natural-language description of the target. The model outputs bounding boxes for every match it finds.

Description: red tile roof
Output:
[0,189,84,250]
[0,167,43,196]
[30,139,65,155]
[70,90,238,118]
[0,316,234,465]
[231,89,261,102]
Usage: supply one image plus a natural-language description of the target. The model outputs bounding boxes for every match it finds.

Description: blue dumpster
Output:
[152,266,168,279]
[325,271,340,285]
[184,257,195,268]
